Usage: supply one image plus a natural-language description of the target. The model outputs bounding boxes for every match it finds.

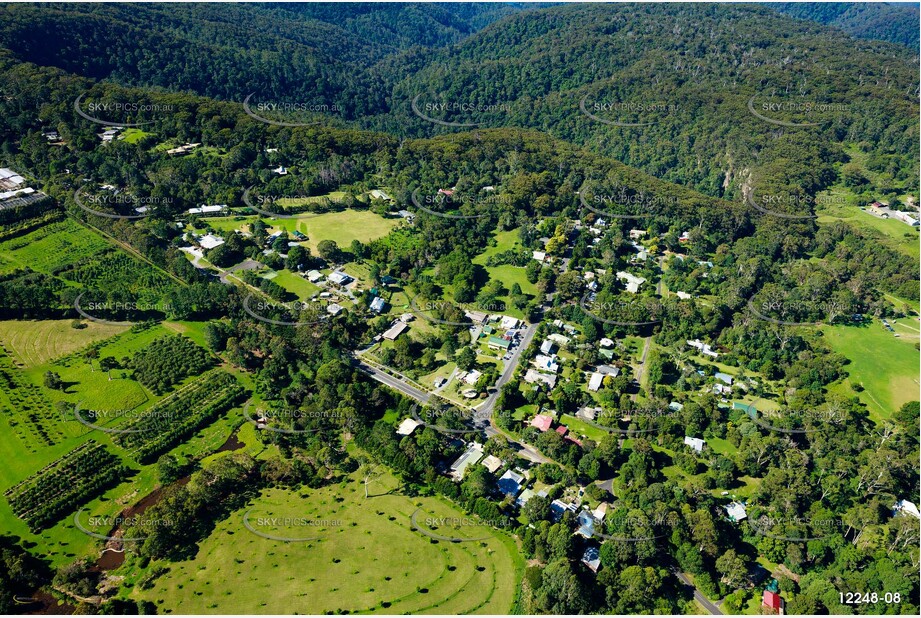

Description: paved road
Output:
[475,321,539,422]
[675,571,723,615]
[353,357,431,405]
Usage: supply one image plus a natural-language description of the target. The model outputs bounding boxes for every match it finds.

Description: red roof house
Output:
[555,425,568,436]
[762,590,784,614]
[530,414,553,432]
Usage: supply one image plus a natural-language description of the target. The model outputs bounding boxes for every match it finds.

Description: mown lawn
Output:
[820,320,919,419]
[0,319,130,368]
[130,468,521,614]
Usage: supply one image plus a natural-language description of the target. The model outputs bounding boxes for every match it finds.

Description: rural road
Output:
[675,571,723,615]
[352,356,432,405]
[475,321,539,421]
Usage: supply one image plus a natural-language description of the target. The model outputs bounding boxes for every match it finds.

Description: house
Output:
[629,229,647,240]
[516,487,548,507]
[481,455,503,474]
[892,499,921,519]
[488,336,512,351]
[577,510,597,538]
[499,316,519,330]
[524,369,557,389]
[530,414,553,432]
[370,297,386,313]
[599,337,614,348]
[381,275,398,285]
[540,339,556,355]
[187,204,226,215]
[99,128,120,142]
[291,230,307,241]
[306,270,324,283]
[715,372,734,385]
[687,339,719,358]
[450,443,485,480]
[396,418,422,436]
[581,546,601,573]
[369,189,392,202]
[464,370,482,386]
[165,142,200,156]
[399,313,414,323]
[396,209,415,221]
[683,436,705,453]
[576,406,599,421]
[550,499,578,521]
[588,372,605,392]
[725,501,748,522]
[326,303,343,316]
[272,165,288,175]
[591,503,609,521]
[713,383,732,396]
[328,272,353,286]
[534,354,559,373]
[532,250,546,262]
[676,291,692,300]
[382,321,408,340]
[669,401,684,412]
[678,230,690,242]
[548,333,571,346]
[498,470,524,497]
[616,271,646,294]
[198,234,225,250]
[762,590,784,614]
[598,347,615,360]
[466,310,488,324]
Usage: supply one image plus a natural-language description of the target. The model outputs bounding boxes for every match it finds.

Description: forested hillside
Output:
[1,2,916,202]
[771,1,920,48]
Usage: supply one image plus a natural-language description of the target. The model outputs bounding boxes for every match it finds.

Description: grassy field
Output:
[820,320,919,419]
[264,269,320,301]
[559,414,610,442]
[131,467,522,614]
[201,210,398,255]
[0,218,110,274]
[0,319,130,367]
[471,228,538,319]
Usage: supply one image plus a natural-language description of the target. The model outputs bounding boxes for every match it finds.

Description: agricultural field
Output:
[0,318,129,368]
[0,218,110,274]
[264,269,320,301]
[130,467,522,614]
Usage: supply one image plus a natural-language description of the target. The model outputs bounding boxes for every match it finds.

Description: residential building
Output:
[892,499,921,519]
[616,270,646,294]
[524,369,557,389]
[715,372,734,385]
[328,271,353,286]
[488,336,512,351]
[588,372,604,392]
[534,354,559,373]
[481,455,503,474]
[450,443,485,480]
[498,470,524,497]
[540,339,556,355]
[370,297,386,313]
[326,303,343,316]
[762,591,784,615]
[382,321,408,340]
[683,436,705,453]
[396,418,422,436]
[198,234,225,250]
[725,501,748,522]
[577,510,597,538]
[581,546,601,573]
[530,414,553,432]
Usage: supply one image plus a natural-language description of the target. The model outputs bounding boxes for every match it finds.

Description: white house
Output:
[616,271,646,294]
[683,436,705,453]
[532,250,546,262]
[534,354,560,373]
[588,372,604,392]
[198,234,225,250]
[893,499,921,519]
[725,501,748,522]
[396,418,422,436]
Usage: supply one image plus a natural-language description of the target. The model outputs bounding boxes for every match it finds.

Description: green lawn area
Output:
[0,319,130,368]
[559,414,610,442]
[471,228,538,319]
[820,320,919,419]
[266,269,320,301]
[202,210,398,255]
[120,128,154,144]
[130,467,522,614]
[817,200,919,260]
[707,437,738,457]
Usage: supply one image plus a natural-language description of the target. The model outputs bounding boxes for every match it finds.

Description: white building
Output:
[198,234,225,250]
[616,271,646,294]
[588,372,604,392]
[683,436,705,453]
[534,354,559,373]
